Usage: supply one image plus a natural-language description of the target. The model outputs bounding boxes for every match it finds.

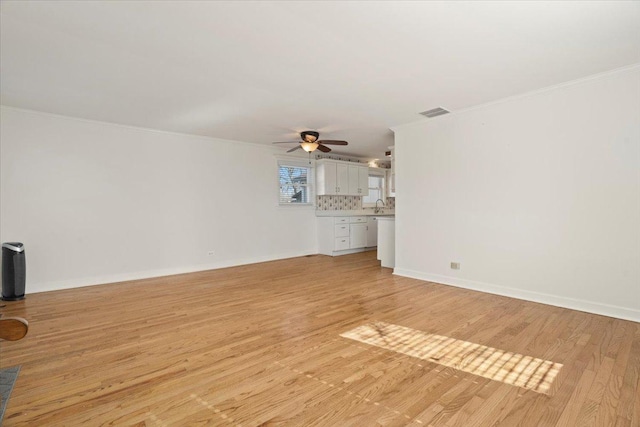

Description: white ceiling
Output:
[1,1,639,158]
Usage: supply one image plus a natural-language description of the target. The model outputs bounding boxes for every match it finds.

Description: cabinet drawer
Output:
[334,237,349,251]
[349,216,367,223]
[334,217,349,224]
[334,224,349,237]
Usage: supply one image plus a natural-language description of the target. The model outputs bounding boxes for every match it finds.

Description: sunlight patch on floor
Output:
[340,321,562,394]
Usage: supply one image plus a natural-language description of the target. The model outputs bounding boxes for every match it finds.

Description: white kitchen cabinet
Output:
[348,166,359,195]
[347,164,369,195]
[317,215,378,256]
[317,161,349,195]
[387,146,396,197]
[336,163,349,194]
[334,236,350,251]
[360,167,369,195]
[317,159,368,196]
[335,223,349,237]
[366,217,378,247]
[317,161,336,195]
[349,223,367,249]
[377,217,395,268]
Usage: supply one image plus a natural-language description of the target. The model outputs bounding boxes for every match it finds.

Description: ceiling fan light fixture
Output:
[300,142,319,152]
[301,130,320,143]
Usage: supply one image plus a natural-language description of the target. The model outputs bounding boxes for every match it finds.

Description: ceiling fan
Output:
[272,131,348,153]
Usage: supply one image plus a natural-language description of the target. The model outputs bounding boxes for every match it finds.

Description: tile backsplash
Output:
[386,197,396,209]
[316,196,395,211]
[316,195,362,210]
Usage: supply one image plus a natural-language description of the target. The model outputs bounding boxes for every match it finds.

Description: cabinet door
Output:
[359,166,369,196]
[319,162,338,195]
[336,163,349,194]
[387,147,396,196]
[386,169,396,197]
[366,217,378,247]
[349,223,367,249]
[348,165,359,195]
[346,165,369,195]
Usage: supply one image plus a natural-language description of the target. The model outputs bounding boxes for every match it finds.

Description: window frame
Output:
[362,169,386,208]
[276,156,315,207]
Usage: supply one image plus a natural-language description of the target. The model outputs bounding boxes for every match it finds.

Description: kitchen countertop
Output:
[315,209,395,217]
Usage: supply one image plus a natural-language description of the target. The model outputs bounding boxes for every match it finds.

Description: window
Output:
[278,161,312,205]
[362,172,386,207]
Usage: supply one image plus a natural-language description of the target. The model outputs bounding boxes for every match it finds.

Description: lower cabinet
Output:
[366,217,378,247]
[334,222,350,251]
[318,216,377,256]
[349,223,367,249]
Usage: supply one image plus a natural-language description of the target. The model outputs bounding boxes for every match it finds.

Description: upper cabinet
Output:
[348,164,369,195]
[317,160,347,195]
[387,146,396,197]
[317,160,369,196]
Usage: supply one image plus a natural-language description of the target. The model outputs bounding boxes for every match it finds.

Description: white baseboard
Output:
[28,249,318,294]
[318,247,377,257]
[393,268,640,323]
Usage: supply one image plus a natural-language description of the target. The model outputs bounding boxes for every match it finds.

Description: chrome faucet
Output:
[374,199,386,214]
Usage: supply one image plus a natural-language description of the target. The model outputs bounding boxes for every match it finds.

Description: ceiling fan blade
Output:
[272,141,298,144]
[287,145,303,153]
[317,140,348,145]
[317,144,331,153]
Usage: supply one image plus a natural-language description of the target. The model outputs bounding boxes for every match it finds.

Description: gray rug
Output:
[0,366,20,426]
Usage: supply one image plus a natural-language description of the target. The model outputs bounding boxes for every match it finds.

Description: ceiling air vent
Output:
[419,107,450,118]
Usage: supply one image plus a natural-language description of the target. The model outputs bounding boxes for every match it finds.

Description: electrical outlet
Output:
[207,251,215,256]
[450,262,460,270]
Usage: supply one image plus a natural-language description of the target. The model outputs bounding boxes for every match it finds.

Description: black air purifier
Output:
[2,242,26,301]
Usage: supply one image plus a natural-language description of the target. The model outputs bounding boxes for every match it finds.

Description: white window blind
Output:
[278,161,312,205]
[362,173,385,206]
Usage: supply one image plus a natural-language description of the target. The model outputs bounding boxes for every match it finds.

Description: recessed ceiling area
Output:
[1,1,639,158]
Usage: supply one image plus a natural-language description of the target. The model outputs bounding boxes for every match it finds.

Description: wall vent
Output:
[419,107,450,118]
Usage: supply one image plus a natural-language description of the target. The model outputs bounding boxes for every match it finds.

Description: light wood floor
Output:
[1,251,638,426]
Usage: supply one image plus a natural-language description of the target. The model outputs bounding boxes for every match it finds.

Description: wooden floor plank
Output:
[0,251,638,426]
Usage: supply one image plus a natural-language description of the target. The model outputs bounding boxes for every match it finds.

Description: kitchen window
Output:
[278,159,313,205]
[362,171,386,207]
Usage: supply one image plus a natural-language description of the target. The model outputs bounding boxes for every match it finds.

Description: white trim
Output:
[368,168,386,177]
[393,268,640,323]
[362,171,386,208]
[276,157,315,206]
[275,154,316,168]
[391,63,640,132]
[27,249,318,294]
[323,247,377,257]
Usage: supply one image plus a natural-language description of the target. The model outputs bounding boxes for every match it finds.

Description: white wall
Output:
[0,108,317,293]
[393,66,640,322]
